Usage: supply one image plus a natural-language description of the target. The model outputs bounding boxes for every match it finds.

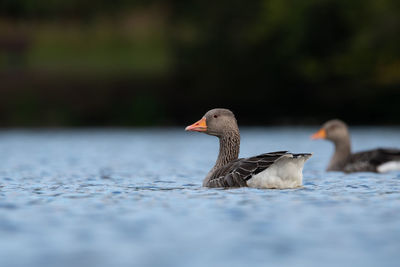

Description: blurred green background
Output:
[0,0,399,126]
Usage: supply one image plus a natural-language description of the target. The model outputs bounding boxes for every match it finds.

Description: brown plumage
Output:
[312,119,400,173]
[186,108,312,188]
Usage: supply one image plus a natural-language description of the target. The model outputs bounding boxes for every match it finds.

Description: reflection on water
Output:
[0,128,399,267]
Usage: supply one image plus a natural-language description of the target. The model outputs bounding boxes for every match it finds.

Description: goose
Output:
[311,119,400,173]
[185,108,312,188]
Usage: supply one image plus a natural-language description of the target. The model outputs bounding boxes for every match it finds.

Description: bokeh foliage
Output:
[0,0,399,126]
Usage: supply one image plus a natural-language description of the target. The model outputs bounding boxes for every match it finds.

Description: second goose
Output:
[312,119,400,173]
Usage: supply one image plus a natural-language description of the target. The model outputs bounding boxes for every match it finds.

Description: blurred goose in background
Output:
[312,119,400,173]
[185,108,312,189]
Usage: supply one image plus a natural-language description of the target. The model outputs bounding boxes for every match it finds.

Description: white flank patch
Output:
[246,154,312,189]
[377,161,400,173]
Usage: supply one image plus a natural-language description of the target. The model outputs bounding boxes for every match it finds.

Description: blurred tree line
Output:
[0,0,399,126]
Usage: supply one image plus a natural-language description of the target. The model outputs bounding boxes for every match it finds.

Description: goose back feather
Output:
[205,151,311,188]
[344,148,400,173]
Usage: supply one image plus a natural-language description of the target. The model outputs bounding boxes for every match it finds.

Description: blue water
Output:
[0,127,399,267]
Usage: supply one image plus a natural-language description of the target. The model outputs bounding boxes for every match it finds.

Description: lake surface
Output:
[0,127,399,267]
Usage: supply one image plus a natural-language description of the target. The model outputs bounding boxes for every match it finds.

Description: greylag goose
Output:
[185,108,312,188]
[312,119,400,173]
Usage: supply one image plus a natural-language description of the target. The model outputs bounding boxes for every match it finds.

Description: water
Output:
[0,127,399,267]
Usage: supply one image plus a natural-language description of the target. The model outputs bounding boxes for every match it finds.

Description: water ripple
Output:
[0,128,399,267]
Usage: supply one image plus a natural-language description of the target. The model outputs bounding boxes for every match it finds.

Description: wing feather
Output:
[206,151,290,188]
[345,148,400,172]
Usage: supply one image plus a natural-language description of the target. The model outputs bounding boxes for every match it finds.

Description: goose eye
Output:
[213,115,218,118]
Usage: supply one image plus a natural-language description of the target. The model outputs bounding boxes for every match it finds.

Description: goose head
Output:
[311,119,349,143]
[185,108,239,137]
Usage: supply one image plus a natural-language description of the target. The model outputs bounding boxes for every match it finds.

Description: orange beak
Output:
[185,117,207,132]
[311,128,327,140]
